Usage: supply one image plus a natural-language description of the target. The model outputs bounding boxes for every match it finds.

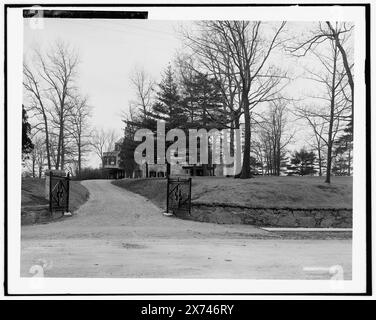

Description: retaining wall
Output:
[175,203,352,228]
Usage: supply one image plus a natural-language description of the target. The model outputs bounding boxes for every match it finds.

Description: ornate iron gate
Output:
[49,172,70,214]
[166,177,192,215]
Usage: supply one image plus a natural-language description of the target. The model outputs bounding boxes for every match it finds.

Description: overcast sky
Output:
[24,19,189,167]
[23,19,350,168]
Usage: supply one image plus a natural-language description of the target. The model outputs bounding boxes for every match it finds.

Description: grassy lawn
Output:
[22,177,90,212]
[112,176,352,209]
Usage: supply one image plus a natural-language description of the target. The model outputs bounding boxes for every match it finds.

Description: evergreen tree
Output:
[148,65,187,130]
[145,65,187,175]
[290,148,317,176]
[333,121,353,176]
[121,65,227,177]
[181,71,226,129]
[22,105,34,159]
[119,123,138,178]
[180,71,226,175]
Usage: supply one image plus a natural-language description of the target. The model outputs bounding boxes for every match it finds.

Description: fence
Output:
[166,177,192,215]
[49,172,70,214]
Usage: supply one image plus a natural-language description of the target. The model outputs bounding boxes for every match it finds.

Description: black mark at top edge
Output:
[23,10,148,19]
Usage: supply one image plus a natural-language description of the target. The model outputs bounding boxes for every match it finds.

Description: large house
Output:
[103,138,224,178]
[136,162,222,178]
[102,138,125,179]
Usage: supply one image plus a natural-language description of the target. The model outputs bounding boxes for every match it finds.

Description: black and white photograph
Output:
[2,2,372,298]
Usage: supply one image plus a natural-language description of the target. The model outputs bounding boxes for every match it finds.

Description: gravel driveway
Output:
[21,180,352,279]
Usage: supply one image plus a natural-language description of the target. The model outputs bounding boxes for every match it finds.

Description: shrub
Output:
[73,168,111,180]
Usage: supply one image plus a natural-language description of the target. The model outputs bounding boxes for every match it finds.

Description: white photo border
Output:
[4,2,371,296]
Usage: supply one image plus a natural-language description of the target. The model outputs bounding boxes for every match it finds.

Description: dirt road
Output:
[21,180,352,279]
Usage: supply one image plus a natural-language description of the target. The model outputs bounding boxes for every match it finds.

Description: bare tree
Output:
[296,42,350,183]
[251,139,265,175]
[90,129,118,167]
[183,21,288,178]
[306,118,326,176]
[128,68,155,177]
[287,22,354,125]
[177,40,241,134]
[23,63,52,169]
[24,132,46,178]
[175,49,240,163]
[38,41,79,170]
[129,68,155,119]
[23,40,80,171]
[66,96,92,174]
[255,100,294,176]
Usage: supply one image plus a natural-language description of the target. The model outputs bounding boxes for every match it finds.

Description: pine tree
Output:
[148,65,187,130]
[333,121,353,176]
[22,105,34,159]
[180,71,226,175]
[181,71,226,129]
[119,123,138,178]
[290,148,317,176]
[144,65,187,175]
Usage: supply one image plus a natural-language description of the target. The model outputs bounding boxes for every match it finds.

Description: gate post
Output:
[166,177,170,214]
[165,177,192,217]
[45,169,65,200]
[66,172,70,213]
[47,169,67,216]
[49,171,52,215]
[189,177,192,215]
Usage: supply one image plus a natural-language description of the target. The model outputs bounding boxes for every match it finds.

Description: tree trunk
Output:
[32,157,36,178]
[277,143,281,176]
[240,97,251,179]
[318,147,322,176]
[325,141,333,183]
[61,133,65,171]
[56,121,62,170]
[347,143,351,176]
[327,22,354,126]
[34,95,52,170]
[78,144,81,175]
[233,116,241,178]
[42,114,51,169]
[273,144,277,176]
[230,120,234,158]
[325,47,338,184]
[57,99,65,170]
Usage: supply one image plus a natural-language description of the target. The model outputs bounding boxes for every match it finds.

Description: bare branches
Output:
[129,67,155,119]
[90,129,119,167]
[286,21,354,125]
[23,40,87,173]
[23,60,52,169]
[181,21,288,178]
[65,96,92,173]
[294,39,350,183]
[254,98,294,176]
